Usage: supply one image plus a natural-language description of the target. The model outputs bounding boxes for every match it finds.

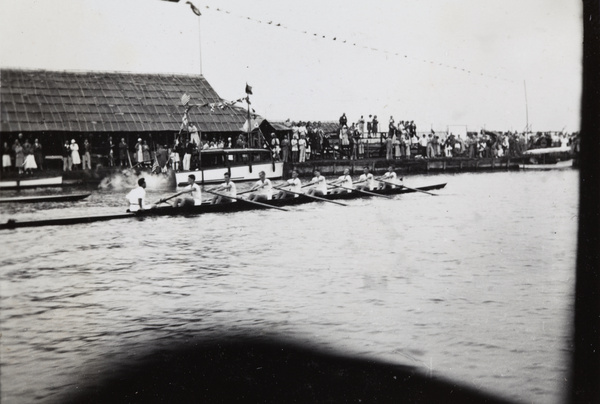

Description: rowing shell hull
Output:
[0,193,91,204]
[0,183,446,230]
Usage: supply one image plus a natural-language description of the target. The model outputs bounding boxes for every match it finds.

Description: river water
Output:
[0,169,578,403]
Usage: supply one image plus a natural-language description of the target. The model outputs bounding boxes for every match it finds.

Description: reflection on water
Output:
[0,170,578,403]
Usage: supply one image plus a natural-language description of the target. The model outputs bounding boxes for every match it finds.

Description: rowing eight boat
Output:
[0,182,446,230]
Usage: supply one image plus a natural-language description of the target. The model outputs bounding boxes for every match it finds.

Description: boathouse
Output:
[0,68,252,167]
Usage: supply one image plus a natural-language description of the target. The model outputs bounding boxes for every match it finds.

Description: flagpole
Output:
[197,14,202,75]
[247,95,251,147]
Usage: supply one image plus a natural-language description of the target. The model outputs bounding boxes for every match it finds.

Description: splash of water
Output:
[98,169,175,191]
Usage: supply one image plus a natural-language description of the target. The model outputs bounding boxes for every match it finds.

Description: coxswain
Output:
[274,169,302,199]
[329,168,354,194]
[211,172,237,204]
[173,174,202,207]
[306,169,328,196]
[378,166,402,189]
[126,178,148,212]
[248,171,273,201]
[355,166,375,191]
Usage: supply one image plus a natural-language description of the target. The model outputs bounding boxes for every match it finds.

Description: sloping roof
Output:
[0,69,247,133]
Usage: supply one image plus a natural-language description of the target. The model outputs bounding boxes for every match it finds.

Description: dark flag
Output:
[186,1,201,16]
[245,83,253,95]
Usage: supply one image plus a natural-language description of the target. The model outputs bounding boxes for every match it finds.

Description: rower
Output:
[248,171,273,201]
[355,166,375,191]
[211,172,237,204]
[306,169,328,196]
[378,166,402,189]
[329,168,354,194]
[274,169,302,199]
[174,174,202,207]
[126,178,148,212]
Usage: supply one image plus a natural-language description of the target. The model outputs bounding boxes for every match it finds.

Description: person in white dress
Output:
[70,139,81,169]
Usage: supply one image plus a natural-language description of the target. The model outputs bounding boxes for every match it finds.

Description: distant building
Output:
[0,68,250,164]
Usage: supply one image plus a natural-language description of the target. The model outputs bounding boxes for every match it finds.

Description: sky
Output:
[0,0,582,132]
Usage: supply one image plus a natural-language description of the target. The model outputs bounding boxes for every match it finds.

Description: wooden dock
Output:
[284,157,520,178]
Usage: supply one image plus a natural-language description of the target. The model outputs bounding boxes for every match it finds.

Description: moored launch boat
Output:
[0,176,63,190]
[518,146,574,170]
[175,148,284,186]
[0,193,91,204]
[0,182,446,230]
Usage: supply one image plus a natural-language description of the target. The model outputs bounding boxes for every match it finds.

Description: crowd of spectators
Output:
[2,121,579,175]
[2,133,45,174]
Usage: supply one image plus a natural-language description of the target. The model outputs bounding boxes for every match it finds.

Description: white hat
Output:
[138,138,142,141]
[71,139,75,143]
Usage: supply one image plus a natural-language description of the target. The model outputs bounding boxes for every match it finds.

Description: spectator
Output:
[119,138,129,167]
[270,133,281,160]
[339,113,347,128]
[2,141,11,172]
[385,134,393,160]
[281,135,290,162]
[23,139,37,174]
[13,139,24,174]
[33,139,44,170]
[298,134,307,163]
[372,115,379,137]
[291,134,299,162]
[82,139,92,170]
[108,137,115,167]
[71,139,81,170]
[357,115,365,136]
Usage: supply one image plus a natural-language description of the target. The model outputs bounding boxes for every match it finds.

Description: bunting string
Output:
[187,2,516,84]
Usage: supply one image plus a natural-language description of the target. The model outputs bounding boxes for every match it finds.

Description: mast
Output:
[197,12,202,75]
[246,95,251,147]
[524,80,529,135]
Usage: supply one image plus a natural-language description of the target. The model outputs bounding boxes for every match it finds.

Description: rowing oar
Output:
[272,185,347,206]
[154,190,189,205]
[400,184,438,196]
[203,189,289,212]
[328,183,393,199]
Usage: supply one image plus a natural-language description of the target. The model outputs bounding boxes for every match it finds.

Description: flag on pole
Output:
[181,93,191,106]
[242,118,262,133]
[186,1,201,16]
[245,83,253,95]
